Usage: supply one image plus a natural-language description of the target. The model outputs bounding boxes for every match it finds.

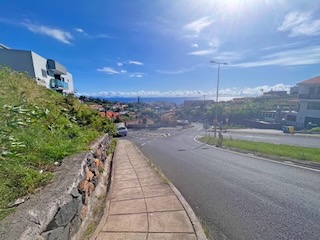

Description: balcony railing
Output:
[298,94,320,99]
[50,79,68,90]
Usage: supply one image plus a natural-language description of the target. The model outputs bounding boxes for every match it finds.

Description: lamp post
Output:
[210,60,228,138]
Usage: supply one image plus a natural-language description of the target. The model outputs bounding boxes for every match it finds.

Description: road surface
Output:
[126,126,320,240]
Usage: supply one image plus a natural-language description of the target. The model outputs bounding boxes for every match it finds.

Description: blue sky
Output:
[1,0,320,98]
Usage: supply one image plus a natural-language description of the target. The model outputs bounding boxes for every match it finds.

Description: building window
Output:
[307,102,320,110]
[41,69,47,78]
[309,87,316,95]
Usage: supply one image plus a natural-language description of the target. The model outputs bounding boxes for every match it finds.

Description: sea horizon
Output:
[99,95,245,105]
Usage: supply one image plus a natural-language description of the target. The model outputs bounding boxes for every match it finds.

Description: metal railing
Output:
[50,79,68,90]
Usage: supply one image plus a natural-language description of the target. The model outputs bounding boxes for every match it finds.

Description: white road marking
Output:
[193,135,320,173]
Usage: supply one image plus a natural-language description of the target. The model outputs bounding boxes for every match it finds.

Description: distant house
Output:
[296,76,320,127]
[263,90,287,97]
[0,43,74,94]
[99,111,120,120]
[88,104,105,112]
[290,86,299,95]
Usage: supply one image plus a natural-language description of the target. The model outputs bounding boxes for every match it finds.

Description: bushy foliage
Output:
[0,68,116,219]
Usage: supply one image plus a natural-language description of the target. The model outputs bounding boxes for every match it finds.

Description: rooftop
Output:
[298,76,320,86]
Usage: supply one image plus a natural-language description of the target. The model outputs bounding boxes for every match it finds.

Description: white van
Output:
[116,123,128,137]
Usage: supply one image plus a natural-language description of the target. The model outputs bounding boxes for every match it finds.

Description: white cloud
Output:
[97,67,120,74]
[88,34,113,39]
[75,28,86,33]
[214,51,245,63]
[233,45,320,68]
[77,83,291,98]
[157,68,193,75]
[188,49,217,56]
[188,38,220,56]
[278,11,320,37]
[23,22,73,44]
[130,72,145,78]
[120,70,127,73]
[117,62,123,66]
[209,38,220,48]
[183,17,214,33]
[128,60,144,65]
[192,43,199,48]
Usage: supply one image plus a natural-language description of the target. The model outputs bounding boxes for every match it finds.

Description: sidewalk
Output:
[92,139,206,240]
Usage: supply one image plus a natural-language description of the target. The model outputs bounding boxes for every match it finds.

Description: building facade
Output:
[296,76,320,128]
[0,44,74,94]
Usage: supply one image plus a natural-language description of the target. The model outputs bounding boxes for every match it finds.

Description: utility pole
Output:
[210,61,228,138]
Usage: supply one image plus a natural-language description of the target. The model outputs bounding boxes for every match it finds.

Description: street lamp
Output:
[210,60,228,138]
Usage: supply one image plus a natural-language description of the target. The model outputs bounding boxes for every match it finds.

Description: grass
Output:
[81,193,107,240]
[0,68,116,220]
[106,139,117,156]
[201,136,320,163]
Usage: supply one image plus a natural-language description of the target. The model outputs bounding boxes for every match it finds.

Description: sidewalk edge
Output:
[134,143,208,240]
[89,152,115,240]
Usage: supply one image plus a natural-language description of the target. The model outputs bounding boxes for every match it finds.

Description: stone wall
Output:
[0,134,112,240]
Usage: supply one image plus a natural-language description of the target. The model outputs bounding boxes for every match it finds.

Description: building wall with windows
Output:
[296,77,320,127]
[0,46,74,94]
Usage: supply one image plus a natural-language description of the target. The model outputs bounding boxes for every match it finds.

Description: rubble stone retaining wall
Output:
[0,134,111,240]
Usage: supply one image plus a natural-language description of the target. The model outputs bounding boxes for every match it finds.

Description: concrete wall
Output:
[63,72,75,94]
[0,135,112,240]
[297,101,320,127]
[31,51,53,88]
[0,49,35,77]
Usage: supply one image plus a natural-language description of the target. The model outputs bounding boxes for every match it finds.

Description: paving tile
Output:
[135,167,154,174]
[113,179,140,190]
[148,233,196,240]
[115,163,132,168]
[103,213,148,232]
[148,211,194,233]
[139,177,165,187]
[115,169,136,176]
[109,199,146,215]
[115,173,137,181]
[116,166,134,171]
[132,163,150,169]
[136,171,159,179]
[96,232,147,240]
[146,195,183,212]
[142,184,173,198]
[111,187,144,201]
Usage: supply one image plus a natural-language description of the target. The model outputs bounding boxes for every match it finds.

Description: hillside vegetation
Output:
[0,68,116,219]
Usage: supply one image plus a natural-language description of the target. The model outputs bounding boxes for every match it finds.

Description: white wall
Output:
[63,72,75,94]
[31,52,53,88]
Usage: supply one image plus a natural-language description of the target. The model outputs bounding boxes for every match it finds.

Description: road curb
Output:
[134,144,208,240]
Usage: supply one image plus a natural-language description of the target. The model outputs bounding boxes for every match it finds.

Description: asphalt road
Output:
[127,126,320,240]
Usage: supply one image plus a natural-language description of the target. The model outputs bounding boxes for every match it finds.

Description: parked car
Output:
[116,123,128,137]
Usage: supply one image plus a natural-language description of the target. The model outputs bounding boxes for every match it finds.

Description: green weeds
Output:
[201,136,320,163]
[0,68,116,220]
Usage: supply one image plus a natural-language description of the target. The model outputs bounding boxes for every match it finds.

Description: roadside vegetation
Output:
[201,136,320,163]
[0,68,116,220]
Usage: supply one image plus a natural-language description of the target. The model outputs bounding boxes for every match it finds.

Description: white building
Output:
[0,44,74,94]
[296,76,320,128]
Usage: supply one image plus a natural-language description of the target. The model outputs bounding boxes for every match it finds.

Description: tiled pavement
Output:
[93,139,201,240]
